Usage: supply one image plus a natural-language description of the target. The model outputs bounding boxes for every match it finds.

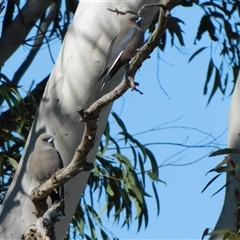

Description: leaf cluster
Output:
[149,0,240,103]
[190,0,240,103]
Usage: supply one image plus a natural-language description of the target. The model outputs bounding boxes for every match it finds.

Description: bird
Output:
[98,14,144,88]
[28,133,65,215]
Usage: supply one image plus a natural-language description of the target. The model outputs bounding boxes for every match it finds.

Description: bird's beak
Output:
[48,137,54,143]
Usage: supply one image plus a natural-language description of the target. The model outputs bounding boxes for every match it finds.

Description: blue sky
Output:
[2,3,232,240]
[99,5,231,239]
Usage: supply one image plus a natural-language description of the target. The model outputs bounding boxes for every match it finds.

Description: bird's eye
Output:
[48,137,54,143]
[136,17,143,24]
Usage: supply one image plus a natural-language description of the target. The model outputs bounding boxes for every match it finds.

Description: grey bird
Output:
[98,14,144,88]
[29,133,65,215]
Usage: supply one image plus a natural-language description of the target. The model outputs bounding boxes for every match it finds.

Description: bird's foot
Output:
[127,77,144,95]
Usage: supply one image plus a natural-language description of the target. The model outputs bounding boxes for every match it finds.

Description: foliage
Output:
[190,0,240,103]
[148,0,240,104]
[202,227,240,240]
[201,148,240,198]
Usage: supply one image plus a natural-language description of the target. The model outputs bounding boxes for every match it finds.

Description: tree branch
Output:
[28,0,172,219]
[22,201,62,240]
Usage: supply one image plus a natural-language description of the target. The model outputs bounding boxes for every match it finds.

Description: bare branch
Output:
[28,0,174,223]
[22,201,62,240]
[107,8,138,16]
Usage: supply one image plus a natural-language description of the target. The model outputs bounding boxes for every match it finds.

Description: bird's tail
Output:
[50,185,65,216]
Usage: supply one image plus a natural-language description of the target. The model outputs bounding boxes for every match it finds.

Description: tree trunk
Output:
[0,1,160,239]
[210,72,240,239]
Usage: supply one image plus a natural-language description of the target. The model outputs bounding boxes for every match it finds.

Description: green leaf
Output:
[147,171,166,185]
[126,134,147,162]
[152,183,160,216]
[188,46,207,63]
[207,66,221,105]
[209,11,224,19]
[209,148,240,157]
[223,232,232,240]
[147,171,158,181]
[146,148,159,177]
[133,198,141,220]
[167,17,185,46]
[114,153,134,170]
[106,184,114,196]
[112,112,128,144]
[109,136,121,153]
[203,59,214,95]
[138,152,146,186]
[211,180,233,197]
[130,184,143,204]
[224,20,233,42]
[208,229,232,236]
[201,228,210,240]
[130,144,137,169]
[8,157,18,169]
[102,122,110,154]
[100,229,110,240]
[201,174,221,193]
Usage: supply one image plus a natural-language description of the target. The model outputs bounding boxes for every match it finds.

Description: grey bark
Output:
[210,72,240,239]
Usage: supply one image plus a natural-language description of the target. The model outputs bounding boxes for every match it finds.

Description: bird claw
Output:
[127,77,143,95]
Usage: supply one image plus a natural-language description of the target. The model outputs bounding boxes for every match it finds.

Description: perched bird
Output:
[98,14,144,88]
[29,133,65,215]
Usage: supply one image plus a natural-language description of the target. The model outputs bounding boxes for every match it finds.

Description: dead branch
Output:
[22,201,61,240]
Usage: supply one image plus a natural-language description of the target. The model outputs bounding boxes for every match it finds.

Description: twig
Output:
[107,8,138,16]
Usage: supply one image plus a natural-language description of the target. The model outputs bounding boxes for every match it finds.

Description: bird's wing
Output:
[109,26,137,64]
[107,50,123,77]
[32,147,62,181]
[98,26,137,84]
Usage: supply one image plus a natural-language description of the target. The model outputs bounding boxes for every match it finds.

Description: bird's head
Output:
[35,133,55,149]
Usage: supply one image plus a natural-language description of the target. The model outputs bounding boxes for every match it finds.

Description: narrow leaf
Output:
[8,157,18,169]
[152,183,160,216]
[189,46,207,63]
[203,59,214,95]
[211,180,233,197]
[207,67,221,105]
[201,174,221,193]
[106,184,114,196]
[112,112,128,144]
[201,228,210,240]
[209,148,240,157]
[114,153,133,170]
